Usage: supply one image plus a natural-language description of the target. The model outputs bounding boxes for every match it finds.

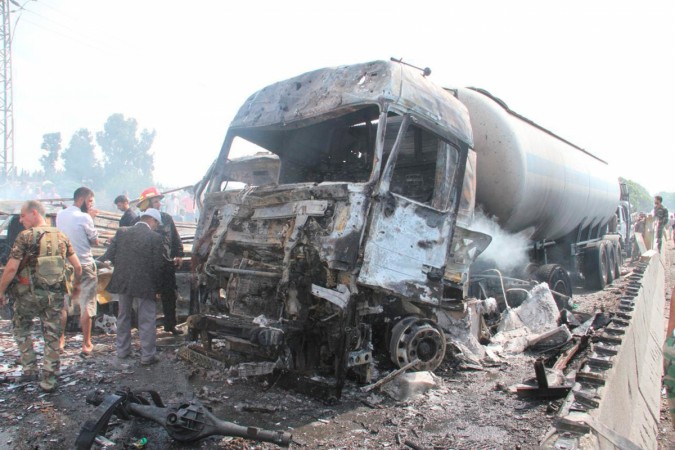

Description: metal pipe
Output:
[210,265,281,278]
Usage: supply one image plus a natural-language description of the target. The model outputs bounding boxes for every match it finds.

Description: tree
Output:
[656,191,675,213]
[62,128,101,188]
[620,177,652,213]
[39,132,61,179]
[97,113,156,196]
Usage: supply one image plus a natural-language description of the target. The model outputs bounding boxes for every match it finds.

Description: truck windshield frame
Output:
[378,114,461,213]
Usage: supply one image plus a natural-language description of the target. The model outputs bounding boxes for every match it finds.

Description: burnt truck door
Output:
[358,114,466,303]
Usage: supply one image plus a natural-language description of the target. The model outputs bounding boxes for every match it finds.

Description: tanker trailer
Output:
[454,87,625,301]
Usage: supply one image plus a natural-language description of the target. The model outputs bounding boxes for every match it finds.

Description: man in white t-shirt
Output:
[56,187,99,355]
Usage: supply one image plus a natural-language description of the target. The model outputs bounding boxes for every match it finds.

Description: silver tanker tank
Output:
[455,87,619,242]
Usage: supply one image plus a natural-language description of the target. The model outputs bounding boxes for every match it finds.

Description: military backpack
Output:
[30,227,72,292]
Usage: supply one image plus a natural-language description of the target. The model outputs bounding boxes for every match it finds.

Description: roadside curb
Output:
[542,250,664,449]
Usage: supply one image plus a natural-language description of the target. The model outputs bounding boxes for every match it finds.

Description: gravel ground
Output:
[1,244,674,450]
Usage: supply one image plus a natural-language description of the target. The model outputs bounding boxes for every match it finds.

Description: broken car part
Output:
[75,388,292,449]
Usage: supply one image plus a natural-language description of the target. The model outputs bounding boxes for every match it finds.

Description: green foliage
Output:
[620,177,675,214]
[7,114,156,205]
[62,129,102,189]
[656,191,675,213]
[620,177,653,213]
[97,113,156,197]
[39,132,62,179]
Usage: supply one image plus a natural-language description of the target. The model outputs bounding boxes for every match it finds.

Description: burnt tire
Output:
[534,264,573,310]
[584,243,609,290]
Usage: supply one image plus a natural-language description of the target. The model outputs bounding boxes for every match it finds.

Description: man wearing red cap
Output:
[135,187,184,335]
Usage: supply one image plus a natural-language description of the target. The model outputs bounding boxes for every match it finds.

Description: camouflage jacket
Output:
[9,226,75,283]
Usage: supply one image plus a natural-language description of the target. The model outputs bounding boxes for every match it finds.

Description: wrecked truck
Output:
[189,60,623,395]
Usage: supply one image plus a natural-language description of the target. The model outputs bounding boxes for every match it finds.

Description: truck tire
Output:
[534,264,573,310]
[612,242,623,280]
[606,242,616,285]
[584,244,609,290]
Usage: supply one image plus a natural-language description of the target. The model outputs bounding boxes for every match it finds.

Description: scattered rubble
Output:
[0,252,673,449]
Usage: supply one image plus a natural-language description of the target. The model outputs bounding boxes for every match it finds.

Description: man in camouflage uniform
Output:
[0,201,82,392]
[654,195,669,251]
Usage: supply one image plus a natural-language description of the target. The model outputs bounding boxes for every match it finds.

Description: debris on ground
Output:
[0,251,673,449]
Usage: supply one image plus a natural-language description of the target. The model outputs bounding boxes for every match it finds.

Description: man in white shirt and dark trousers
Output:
[57,187,99,355]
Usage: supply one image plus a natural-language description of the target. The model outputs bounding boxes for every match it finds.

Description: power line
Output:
[19,15,117,53]
[18,2,128,55]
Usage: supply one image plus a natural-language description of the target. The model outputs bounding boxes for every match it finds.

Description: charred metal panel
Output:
[203,184,370,274]
[251,200,328,220]
[358,195,452,303]
[221,153,280,187]
[445,226,492,290]
[230,61,472,148]
[205,203,241,265]
[317,186,370,270]
[311,283,350,309]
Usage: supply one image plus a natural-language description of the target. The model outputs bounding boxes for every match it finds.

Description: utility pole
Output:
[0,0,14,181]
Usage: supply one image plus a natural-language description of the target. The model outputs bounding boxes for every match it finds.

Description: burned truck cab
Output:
[190,60,486,393]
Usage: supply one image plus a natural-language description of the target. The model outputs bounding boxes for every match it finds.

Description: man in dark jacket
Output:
[134,187,184,335]
[114,194,137,227]
[101,208,170,365]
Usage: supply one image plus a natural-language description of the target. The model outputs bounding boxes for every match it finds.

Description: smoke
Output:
[0,185,22,200]
[469,210,534,275]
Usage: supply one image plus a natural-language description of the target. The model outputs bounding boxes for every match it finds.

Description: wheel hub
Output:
[389,316,446,371]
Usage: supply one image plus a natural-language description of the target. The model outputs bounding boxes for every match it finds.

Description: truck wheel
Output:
[612,243,623,280]
[584,244,608,290]
[534,264,573,310]
[606,242,616,285]
[389,316,446,371]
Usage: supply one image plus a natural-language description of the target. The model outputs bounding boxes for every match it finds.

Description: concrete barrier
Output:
[542,250,665,449]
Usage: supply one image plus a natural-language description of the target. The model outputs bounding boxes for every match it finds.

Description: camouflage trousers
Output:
[12,286,64,390]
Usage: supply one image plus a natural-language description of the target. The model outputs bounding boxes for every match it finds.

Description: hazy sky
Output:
[10,0,674,194]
